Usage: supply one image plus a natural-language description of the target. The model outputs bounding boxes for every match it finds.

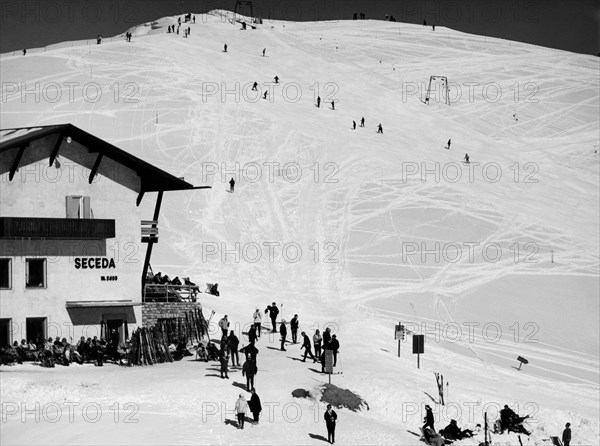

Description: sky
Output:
[0,0,599,55]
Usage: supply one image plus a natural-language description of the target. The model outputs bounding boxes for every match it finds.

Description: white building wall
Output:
[0,140,147,343]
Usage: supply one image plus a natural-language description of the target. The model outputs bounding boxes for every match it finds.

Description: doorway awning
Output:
[66,300,142,308]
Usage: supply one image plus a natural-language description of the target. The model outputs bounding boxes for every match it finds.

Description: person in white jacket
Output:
[235,394,248,429]
[253,309,262,338]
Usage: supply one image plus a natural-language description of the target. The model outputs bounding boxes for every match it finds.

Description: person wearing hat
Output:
[324,404,337,444]
[279,320,287,351]
[265,302,279,332]
[235,393,248,429]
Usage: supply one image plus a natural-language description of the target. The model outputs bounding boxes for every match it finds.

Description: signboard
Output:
[395,324,405,340]
[412,335,424,354]
[324,349,334,374]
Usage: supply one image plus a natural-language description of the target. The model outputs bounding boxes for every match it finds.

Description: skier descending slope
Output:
[224,43,228,52]
[377,123,383,134]
[447,139,451,149]
[317,96,321,108]
[352,120,356,130]
[464,153,470,164]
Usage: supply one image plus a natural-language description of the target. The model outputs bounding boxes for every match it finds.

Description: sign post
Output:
[412,334,425,369]
[394,322,405,357]
[324,350,334,384]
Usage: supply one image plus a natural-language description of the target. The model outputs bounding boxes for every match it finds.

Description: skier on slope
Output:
[464,153,470,164]
[274,75,279,84]
[229,177,235,192]
[252,81,258,91]
[262,48,266,57]
[447,139,451,149]
[331,100,335,110]
[353,120,356,130]
[224,43,228,52]
[360,117,365,127]
[317,96,321,108]
[377,123,383,134]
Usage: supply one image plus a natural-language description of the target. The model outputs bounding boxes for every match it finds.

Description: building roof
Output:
[0,124,199,194]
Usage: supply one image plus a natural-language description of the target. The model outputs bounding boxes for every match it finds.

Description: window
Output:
[66,196,91,219]
[26,259,46,288]
[0,259,11,289]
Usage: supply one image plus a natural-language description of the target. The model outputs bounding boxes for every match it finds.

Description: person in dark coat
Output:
[324,404,337,444]
[240,342,259,364]
[219,352,229,379]
[248,388,262,424]
[242,359,257,391]
[265,303,279,332]
[228,331,240,366]
[252,81,258,91]
[464,153,470,164]
[229,178,235,193]
[377,123,383,134]
[301,331,316,362]
[352,120,356,130]
[323,327,332,348]
[290,315,299,343]
[330,334,340,366]
[423,405,435,431]
[439,419,463,440]
[248,325,257,344]
[360,117,364,127]
[279,320,287,351]
[562,422,571,446]
[317,96,321,107]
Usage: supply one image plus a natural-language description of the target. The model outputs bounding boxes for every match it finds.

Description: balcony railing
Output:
[0,217,115,239]
[142,283,200,303]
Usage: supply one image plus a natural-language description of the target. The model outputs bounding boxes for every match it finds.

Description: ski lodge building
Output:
[0,124,207,347]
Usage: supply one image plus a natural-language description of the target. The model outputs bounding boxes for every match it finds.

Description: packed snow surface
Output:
[1,10,599,445]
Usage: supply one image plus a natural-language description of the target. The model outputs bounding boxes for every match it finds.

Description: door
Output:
[0,318,11,347]
[26,317,47,344]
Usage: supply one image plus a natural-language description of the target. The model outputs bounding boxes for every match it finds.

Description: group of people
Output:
[420,403,539,446]
[1,334,128,368]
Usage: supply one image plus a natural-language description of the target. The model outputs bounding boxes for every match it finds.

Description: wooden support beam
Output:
[49,134,64,166]
[136,191,145,207]
[141,191,163,293]
[88,153,104,184]
[9,146,26,181]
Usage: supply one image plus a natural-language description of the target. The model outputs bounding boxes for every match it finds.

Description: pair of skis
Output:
[434,372,445,406]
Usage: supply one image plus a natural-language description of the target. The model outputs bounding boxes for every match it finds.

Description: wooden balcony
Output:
[0,217,115,239]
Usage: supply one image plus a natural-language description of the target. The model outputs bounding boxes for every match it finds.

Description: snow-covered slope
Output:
[1,10,598,445]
